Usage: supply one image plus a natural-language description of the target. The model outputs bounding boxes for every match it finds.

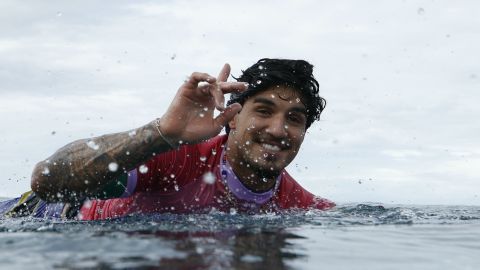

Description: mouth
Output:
[261,143,282,152]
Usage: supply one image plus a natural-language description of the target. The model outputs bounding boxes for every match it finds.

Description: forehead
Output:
[246,86,306,109]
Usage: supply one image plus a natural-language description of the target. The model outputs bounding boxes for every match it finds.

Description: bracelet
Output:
[153,118,177,150]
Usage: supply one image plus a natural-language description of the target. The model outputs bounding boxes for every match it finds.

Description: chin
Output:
[249,160,285,177]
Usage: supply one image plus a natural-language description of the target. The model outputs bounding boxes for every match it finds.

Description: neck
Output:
[225,149,277,193]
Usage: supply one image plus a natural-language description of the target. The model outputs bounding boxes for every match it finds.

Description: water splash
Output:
[108,162,119,172]
[86,140,100,150]
[139,165,148,174]
[41,167,50,175]
[202,172,216,184]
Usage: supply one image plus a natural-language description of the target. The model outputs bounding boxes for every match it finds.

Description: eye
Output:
[256,108,271,116]
[288,115,301,123]
[287,112,306,124]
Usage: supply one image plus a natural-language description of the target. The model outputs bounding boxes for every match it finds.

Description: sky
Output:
[1,0,479,205]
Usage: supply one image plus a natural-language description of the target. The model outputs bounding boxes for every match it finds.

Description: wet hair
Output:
[226,58,325,133]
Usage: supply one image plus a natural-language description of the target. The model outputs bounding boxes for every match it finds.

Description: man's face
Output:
[227,86,307,177]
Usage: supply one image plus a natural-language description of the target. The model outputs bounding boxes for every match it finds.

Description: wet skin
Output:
[226,86,307,192]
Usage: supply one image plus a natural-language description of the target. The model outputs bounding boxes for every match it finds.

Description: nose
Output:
[265,115,288,138]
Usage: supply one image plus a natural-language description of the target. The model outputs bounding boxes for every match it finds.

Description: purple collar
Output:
[220,150,281,205]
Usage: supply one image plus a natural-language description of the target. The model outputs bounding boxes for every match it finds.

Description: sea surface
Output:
[0,203,479,270]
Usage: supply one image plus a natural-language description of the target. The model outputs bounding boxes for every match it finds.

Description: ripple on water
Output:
[1,204,479,269]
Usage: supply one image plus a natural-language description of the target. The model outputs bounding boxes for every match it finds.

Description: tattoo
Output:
[31,121,172,203]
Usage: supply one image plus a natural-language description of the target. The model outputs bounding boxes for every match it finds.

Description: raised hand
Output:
[158,64,247,146]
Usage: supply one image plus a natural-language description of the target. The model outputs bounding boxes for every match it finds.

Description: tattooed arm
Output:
[30,122,170,203]
[31,64,246,203]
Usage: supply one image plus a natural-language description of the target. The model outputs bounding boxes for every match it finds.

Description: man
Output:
[1,58,334,220]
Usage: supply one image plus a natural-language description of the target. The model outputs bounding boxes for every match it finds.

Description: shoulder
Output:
[275,171,335,210]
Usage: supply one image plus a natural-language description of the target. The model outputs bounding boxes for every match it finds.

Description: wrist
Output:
[152,118,178,150]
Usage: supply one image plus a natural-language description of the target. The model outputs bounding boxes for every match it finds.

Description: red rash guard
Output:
[78,135,335,220]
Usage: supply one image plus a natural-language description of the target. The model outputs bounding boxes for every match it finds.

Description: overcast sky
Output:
[1,0,479,205]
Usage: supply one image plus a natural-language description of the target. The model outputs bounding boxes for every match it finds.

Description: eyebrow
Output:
[252,97,307,115]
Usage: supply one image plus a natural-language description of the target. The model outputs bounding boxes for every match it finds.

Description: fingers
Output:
[185,72,216,89]
[214,103,242,128]
[197,82,246,111]
[212,86,225,111]
[184,65,246,111]
[210,82,247,111]
[217,63,231,82]
[218,81,248,94]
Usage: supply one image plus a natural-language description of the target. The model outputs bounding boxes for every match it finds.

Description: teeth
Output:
[262,143,281,151]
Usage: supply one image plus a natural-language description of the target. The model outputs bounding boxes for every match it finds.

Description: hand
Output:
[159,63,247,145]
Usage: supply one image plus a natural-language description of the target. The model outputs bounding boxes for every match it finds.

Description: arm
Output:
[31,64,246,203]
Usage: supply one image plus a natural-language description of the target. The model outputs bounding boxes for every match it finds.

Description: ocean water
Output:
[0,203,479,270]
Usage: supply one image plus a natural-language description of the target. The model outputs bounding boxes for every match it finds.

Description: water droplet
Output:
[295,98,300,103]
[256,80,262,85]
[126,151,130,155]
[199,113,205,118]
[229,208,237,215]
[108,162,118,172]
[56,11,62,17]
[263,153,268,158]
[261,177,268,183]
[178,140,184,145]
[42,167,50,175]
[86,140,99,150]
[202,171,216,184]
[51,131,56,135]
[170,53,176,60]
[199,156,207,162]
[417,8,425,15]
[211,149,217,155]
[170,173,175,178]
[281,140,285,145]
[245,141,250,145]
[83,200,92,208]
[139,165,148,174]
[258,65,264,70]
[284,125,289,129]
[174,185,179,191]
[128,130,136,137]
[203,107,208,111]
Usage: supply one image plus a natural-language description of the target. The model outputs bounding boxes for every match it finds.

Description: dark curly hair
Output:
[226,58,325,133]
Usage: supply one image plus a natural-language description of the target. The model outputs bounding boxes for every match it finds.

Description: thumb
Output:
[213,103,242,129]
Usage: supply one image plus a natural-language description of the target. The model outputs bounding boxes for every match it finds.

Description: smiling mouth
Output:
[261,143,282,152]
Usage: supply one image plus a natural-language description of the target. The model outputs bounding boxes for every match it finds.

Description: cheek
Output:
[291,129,305,142]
